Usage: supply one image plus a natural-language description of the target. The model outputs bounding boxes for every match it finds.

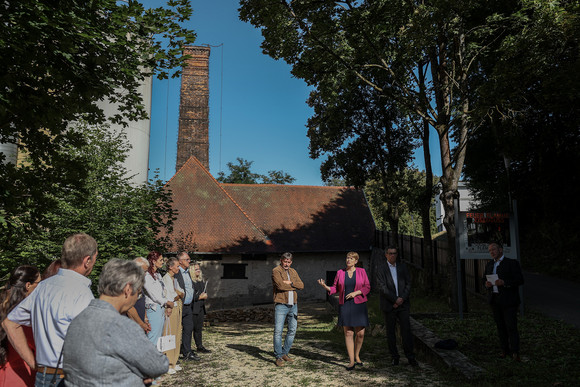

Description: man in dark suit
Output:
[174,251,200,361]
[484,242,524,361]
[376,246,418,367]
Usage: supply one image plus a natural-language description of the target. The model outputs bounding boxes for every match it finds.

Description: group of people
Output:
[0,233,523,385]
[274,242,523,370]
[0,233,211,386]
[273,248,417,371]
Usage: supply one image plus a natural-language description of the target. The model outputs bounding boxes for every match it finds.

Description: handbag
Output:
[157,315,176,352]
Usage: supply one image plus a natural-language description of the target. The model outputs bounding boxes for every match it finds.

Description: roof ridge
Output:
[165,155,200,186]
[221,183,353,189]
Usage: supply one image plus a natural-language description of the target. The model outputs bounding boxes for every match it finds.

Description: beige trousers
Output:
[163,300,183,368]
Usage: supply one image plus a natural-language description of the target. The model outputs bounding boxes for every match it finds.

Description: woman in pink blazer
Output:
[318,252,370,370]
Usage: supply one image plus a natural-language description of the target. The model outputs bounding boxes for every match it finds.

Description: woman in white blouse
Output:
[144,252,174,346]
[162,258,184,374]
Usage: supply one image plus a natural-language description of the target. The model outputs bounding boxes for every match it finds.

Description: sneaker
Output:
[167,368,177,375]
[275,358,285,367]
[174,364,182,371]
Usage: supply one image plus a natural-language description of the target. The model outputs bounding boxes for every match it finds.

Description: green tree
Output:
[239,0,573,308]
[308,80,417,237]
[463,0,580,280]
[0,123,177,284]
[365,169,438,237]
[0,0,195,239]
[216,158,296,184]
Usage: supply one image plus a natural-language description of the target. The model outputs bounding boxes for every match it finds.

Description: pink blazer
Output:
[328,268,371,305]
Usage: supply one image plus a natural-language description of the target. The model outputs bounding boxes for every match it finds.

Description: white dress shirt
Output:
[388,262,399,297]
[492,256,504,293]
[7,268,93,368]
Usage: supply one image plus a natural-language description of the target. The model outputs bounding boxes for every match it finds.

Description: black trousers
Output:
[193,312,205,349]
[181,303,194,354]
[383,307,415,360]
[491,298,520,354]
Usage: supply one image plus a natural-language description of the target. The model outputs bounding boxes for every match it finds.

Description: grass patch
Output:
[399,292,580,386]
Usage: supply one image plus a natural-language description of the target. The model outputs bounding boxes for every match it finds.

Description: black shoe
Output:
[391,358,399,366]
[346,364,356,371]
[197,347,212,353]
[409,359,419,367]
[184,351,200,361]
[355,362,363,367]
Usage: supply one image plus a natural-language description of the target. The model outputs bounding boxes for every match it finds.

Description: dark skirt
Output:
[337,270,369,327]
[338,300,369,327]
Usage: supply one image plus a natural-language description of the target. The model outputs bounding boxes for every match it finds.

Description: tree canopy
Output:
[216,157,296,185]
[239,0,579,305]
[0,122,177,284]
[0,0,195,237]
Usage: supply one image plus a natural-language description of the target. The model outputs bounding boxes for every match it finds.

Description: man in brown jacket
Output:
[272,252,304,367]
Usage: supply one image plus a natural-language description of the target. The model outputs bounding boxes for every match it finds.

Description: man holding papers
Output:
[484,242,524,361]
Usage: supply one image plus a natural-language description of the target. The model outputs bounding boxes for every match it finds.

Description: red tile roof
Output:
[164,156,375,253]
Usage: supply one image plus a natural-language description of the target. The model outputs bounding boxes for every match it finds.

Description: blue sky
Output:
[147,0,442,185]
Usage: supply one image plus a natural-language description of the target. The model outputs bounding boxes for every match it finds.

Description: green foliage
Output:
[239,0,580,307]
[0,123,177,285]
[417,296,580,386]
[365,169,438,237]
[463,1,580,281]
[216,157,296,184]
[0,0,195,240]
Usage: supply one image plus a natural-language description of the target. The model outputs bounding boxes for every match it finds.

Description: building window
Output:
[222,263,247,279]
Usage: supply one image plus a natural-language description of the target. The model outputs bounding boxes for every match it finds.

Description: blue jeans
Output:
[35,370,64,387]
[147,304,165,345]
[273,303,298,359]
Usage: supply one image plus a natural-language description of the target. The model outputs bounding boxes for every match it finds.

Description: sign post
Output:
[454,200,523,317]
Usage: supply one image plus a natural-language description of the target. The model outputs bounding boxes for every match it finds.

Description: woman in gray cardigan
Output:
[63,259,168,386]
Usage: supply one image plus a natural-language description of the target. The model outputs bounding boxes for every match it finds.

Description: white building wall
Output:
[97,77,152,185]
[435,181,479,232]
[198,251,372,310]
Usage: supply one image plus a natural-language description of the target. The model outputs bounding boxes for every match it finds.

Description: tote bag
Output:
[157,315,176,352]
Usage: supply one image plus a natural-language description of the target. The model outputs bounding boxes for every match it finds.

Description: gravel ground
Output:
[159,302,445,387]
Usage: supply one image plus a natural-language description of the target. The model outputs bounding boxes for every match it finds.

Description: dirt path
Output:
[161,302,445,386]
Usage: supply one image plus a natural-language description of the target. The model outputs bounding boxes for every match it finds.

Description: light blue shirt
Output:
[180,267,194,305]
[8,268,93,368]
[388,262,399,297]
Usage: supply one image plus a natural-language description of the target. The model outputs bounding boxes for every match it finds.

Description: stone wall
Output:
[196,251,371,310]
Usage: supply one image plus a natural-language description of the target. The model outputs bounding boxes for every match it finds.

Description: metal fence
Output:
[374,229,487,295]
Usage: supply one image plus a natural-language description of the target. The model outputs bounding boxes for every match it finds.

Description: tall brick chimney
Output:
[176,46,210,171]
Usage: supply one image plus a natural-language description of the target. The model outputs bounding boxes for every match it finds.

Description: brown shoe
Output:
[282,354,294,363]
[275,358,285,367]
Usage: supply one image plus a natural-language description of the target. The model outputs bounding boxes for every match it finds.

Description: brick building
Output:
[176,46,210,171]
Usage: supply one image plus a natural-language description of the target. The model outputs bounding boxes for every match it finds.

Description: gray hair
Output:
[133,256,149,268]
[61,233,98,269]
[281,252,293,261]
[166,257,179,269]
[98,259,144,297]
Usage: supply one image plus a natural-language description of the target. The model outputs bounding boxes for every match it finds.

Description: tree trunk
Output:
[418,63,434,292]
